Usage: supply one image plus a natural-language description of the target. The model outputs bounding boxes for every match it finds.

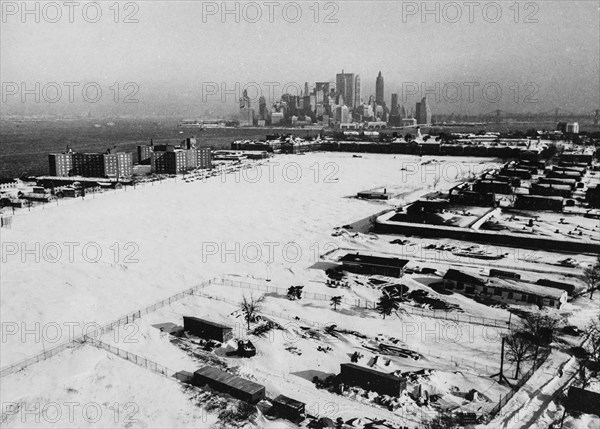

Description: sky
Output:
[1,0,599,117]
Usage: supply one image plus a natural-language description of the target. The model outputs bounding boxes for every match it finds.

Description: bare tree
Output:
[580,312,600,388]
[582,257,600,299]
[505,330,535,379]
[240,294,265,330]
[522,313,561,364]
[422,410,457,429]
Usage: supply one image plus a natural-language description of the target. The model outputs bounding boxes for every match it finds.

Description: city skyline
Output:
[1,1,598,117]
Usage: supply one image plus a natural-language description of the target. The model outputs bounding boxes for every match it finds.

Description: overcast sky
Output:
[1,0,599,117]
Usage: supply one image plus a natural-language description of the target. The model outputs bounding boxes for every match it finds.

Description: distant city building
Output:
[401,118,417,127]
[151,147,211,174]
[557,122,579,134]
[239,89,254,126]
[48,152,74,176]
[137,144,153,165]
[48,149,132,178]
[336,70,360,109]
[335,105,350,124]
[257,96,267,121]
[375,71,384,106]
[271,111,284,125]
[415,97,432,125]
[388,93,401,127]
[354,74,361,109]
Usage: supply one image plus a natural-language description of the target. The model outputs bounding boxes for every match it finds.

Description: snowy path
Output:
[483,350,578,429]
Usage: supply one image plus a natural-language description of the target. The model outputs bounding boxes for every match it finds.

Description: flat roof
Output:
[183,316,232,331]
[341,363,404,381]
[444,269,486,285]
[273,395,305,409]
[339,253,409,268]
[445,269,566,299]
[194,366,264,395]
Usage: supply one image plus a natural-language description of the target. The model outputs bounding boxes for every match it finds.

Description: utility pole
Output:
[490,337,512,387]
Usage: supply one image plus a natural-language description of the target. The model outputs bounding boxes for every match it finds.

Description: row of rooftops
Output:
[443,269,567,300]
[337,253,570,300]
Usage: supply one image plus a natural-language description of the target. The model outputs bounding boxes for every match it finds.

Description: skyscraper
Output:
[239,89,254,126]
[415,97,432,125]
[336,70,356,109]
[258,96,267,121]
[354,74,361,109]
[388,93,401,127]
[376,71,384,106]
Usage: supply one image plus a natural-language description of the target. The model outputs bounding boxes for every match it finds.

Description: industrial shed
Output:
[338,363,407,397]
[183,316,233,342]
[443,269,567,308]
[566,387,600,416]
[339,253,409,278]
[536,279,576,296]
[193,366,266,404]
[515,195,564,212]
[271,395,306,423]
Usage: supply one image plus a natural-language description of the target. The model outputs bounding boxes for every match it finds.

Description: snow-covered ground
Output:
[1,153,497,365]
[1,152,597,428]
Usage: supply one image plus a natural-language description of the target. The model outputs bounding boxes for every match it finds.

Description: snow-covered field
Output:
[0,153,497,365]
[2,152,597,428]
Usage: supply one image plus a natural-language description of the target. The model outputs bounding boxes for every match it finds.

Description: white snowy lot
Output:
[1,152,596,428]
[1,153,498,365]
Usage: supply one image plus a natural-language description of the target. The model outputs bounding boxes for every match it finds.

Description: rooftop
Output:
[194,366,264,395]
[183,316,232,331]
[339,253,409,268]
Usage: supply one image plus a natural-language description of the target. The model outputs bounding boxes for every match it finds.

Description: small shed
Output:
[183,316,233,342]
[271,395,306,423]
[193,366,265,404]
[566,387,600,416]
[338,363,407,397]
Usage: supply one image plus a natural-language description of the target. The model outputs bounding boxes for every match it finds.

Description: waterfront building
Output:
[137,144,153,164]
[48,152,74,176]
[48,149,133,178]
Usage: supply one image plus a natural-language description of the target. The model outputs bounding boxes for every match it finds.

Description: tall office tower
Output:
[354,74,361,109]
[376,71,384,106]
[258,96,268,120]
[304,82,309,96]
[239,89,250,109]
[239,89,254,126]
[336,70,356,108]
[388,93,401,126]
[415,97,432,125]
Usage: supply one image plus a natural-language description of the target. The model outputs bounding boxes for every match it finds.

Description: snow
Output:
[1,152,596,428]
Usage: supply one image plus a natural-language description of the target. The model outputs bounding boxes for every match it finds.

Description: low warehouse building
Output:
[338,363,407,397]
[536,279,576,296]
[515,195,564,212]
[193,366,266,404]
[271,395,306,423]
[339,253,409,278]
[183,316,233,342]
[443,269,567,308]
[566,387,600,416]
